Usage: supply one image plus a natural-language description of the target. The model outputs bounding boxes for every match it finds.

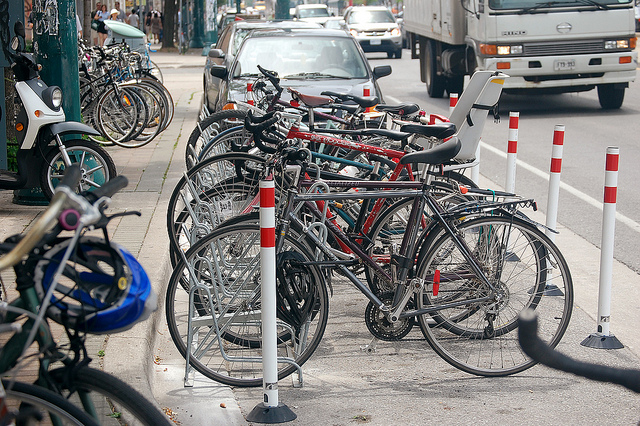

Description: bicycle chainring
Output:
[364,292,413,341]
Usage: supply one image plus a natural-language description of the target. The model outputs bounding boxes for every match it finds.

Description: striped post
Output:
[505,112,519,194]
[597,147,619,337]
[470,147,480,186]
[247,180,296,422]
[449,93,458,116]
[581,147,623,349]
[545,125,564,242]
[247,82,254,106]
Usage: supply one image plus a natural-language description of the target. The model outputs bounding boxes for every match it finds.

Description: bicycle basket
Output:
[33,236,157,334]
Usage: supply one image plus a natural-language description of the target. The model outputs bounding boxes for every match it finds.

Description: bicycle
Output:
[164,123,573,386]
[0,166,171,425]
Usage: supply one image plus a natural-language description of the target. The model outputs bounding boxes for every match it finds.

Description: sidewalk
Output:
[1,48,639,425]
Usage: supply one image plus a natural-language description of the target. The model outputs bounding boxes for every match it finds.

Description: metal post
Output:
[545,125,564,241]
[505,112,519,194]
[275,0,290,19]
[449,93,458,116]
[246,180,297,424]
[203,0,218,55]
[581,147,623,349]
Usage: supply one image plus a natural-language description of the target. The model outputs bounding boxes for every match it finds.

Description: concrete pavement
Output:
[1,46,640,425]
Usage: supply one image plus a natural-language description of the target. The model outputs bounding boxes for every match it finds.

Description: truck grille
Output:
[523,40,605,56]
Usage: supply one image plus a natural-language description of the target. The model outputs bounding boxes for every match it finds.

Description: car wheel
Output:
[387,51,394,59]
[395,48,402,59]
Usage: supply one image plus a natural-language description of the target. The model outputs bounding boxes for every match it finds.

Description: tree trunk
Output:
[83,0,92,42]
[162,0,176,49]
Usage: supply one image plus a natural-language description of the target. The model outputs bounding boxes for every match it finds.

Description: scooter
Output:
[5,21,117,200]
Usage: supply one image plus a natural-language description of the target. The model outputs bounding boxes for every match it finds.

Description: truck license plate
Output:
[370,39,381,45]
[554,59,576,71]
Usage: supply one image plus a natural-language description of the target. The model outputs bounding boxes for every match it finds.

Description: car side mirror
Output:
[210,64,228,79]
[208,48,225,59]
[14,21,25,38]
[373,65,392,79]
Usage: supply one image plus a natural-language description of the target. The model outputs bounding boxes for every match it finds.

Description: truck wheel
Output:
[446,75,464,96]
[597,84,625,109]
[395,48,403,59]
[425,40,446,98]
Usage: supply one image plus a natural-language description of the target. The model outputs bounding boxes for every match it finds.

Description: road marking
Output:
[480,141,640,233]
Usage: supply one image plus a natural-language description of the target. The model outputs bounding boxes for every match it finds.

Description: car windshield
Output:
[489,0,630,10]
[299,8,330,18]
[233,35,369,79]
[347,9,396,24]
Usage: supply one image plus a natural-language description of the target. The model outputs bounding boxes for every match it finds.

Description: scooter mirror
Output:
[14,21,26,39]
[10,36,20,52]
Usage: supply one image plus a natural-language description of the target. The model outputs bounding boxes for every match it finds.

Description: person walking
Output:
[114,1,127,22]
[150,11,162,44]
[94,4,110,46]
[91,2,102,46]
[127,8,140,29]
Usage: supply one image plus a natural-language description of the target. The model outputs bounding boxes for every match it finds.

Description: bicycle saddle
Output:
[399,122,456,140]
[399,137,461,165]
[375,103,421,116]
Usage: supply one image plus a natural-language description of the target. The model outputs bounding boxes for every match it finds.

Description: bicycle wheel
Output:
[40,139,118,200]
[95,86,140,144]
[415,215,573,376]
[49,366,171,426]
[1,379,99,425]
[165,222,329,387]
[167,152,266,265]
[136,78,174,132]
[185,110,247,168]
[112,85,164,148]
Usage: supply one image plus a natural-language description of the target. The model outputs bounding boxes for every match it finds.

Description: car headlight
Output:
[42,86,63,111]
[391,28,401,36]
[349,29,358,37]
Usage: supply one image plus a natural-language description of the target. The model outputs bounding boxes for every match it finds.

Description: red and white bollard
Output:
[247,83,255,106]
[449,93,458,116]
[505,112,519,194]
[582,147,623,349]
[247,180,297,422]
[545,125,564,242]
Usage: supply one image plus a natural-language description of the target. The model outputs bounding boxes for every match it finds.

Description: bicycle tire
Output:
[135,78,174,132]
[197,125,253,163]
[1,379,99,425]
[185,110,247,168]
[95,86,140,144]
[165,222,328,387]
[112,85,164,148]
[415,215,573,376]
[167,152,266,265]
[49,366,172,426]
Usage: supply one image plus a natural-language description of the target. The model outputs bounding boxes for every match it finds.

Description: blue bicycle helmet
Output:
[33,236,157,334]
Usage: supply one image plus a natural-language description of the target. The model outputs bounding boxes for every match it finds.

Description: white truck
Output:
[403,0,637,108]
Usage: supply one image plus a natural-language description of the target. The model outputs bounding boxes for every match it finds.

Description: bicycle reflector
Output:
[33,237,157,334]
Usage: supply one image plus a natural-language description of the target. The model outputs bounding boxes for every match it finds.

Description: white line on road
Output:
[480,141,640,234]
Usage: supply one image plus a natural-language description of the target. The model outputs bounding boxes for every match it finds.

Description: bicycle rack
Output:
[178,232,304,388]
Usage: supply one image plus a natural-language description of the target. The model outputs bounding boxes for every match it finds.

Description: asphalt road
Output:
[371,51,640,275]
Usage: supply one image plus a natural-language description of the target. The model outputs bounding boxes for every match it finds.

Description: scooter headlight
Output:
[42,86,63,111]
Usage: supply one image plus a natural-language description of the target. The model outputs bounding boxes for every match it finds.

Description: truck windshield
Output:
[489,0,630,11]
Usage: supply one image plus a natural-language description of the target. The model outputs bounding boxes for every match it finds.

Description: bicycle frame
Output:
[276,171,500,320]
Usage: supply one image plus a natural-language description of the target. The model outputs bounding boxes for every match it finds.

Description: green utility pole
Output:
[32,0,81,122]
[191,0,205,48]
[275,0,290,19]
[203,0,218,55]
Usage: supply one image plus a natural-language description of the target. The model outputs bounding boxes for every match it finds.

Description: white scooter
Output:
[5,21,116,200]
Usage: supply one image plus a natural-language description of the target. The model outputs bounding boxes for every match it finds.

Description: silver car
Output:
[344,6,403,59]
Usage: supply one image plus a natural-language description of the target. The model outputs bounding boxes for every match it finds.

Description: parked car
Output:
[323,16,347,30]
[344,5,402,59]
[206,28,392,112]
[394,10,408,49]
[292,4,331,25]
[204,20,322,112]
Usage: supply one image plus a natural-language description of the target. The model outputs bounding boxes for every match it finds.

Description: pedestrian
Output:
[150,11,162,44]
[114,1,127,22]
[91,2,102,46]
[76,14,83,41]
[145,11,152,40]
[127,8,140,29]
[94,4,109,46]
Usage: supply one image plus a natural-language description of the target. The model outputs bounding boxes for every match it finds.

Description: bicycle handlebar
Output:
[518,309,640,393]
[244,111,281,154]
[0,166,82,272]
[83,175,129,203]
